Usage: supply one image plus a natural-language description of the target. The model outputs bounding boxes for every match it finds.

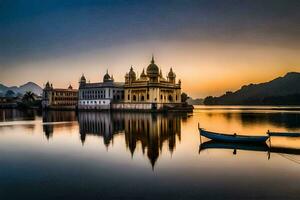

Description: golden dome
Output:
[168,68,176,78]
[129,66,136,78]
[146,55,159,77]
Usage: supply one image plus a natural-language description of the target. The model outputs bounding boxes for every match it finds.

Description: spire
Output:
[151,54,155,64]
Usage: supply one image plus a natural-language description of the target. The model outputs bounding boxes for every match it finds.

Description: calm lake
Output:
[1,106,300,199]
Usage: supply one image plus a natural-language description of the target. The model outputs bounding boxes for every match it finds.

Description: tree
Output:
[181,92,189,103]
[22,91,35,103]
[203,96,216,105]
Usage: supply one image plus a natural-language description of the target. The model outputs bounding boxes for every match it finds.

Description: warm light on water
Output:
[0,106,300,199]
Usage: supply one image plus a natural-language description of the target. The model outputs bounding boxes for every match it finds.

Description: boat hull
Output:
[199,129,269,143]
[199,140,269,152]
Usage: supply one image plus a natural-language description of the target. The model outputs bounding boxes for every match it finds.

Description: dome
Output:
[103,70,113,82]
[80,74,86,84]
[146,55,159,77]
[129,66,136,78]
[140,69,147,79]
[168,68,176,78]
[45,81,50,88]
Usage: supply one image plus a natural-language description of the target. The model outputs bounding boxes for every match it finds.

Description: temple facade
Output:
[42,56,188,112]
[42,82,78,110]
[78,71,124,110]
[112,56,181,110]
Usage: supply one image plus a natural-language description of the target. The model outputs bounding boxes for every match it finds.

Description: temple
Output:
[112,56,182,111]
[42,56,191,112]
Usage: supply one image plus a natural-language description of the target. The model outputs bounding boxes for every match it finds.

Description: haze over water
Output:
[1,106,300,199]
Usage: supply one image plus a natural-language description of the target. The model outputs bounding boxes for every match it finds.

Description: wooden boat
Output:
[267,131,300,137]
[198,124,269,143]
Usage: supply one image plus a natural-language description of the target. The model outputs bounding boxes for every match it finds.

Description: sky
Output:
[0,0,300,98]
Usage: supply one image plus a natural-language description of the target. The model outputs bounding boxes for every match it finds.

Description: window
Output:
[147,94,149,100]
[160,95,162,100]
[133,95,136,101]
[141,96,144,101]
[128,95,130,100]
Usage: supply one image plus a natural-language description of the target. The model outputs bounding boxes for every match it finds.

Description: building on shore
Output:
[112,56,182,111]
[42,82,78,110]
[0,96,19,108]
[78,71,124,110]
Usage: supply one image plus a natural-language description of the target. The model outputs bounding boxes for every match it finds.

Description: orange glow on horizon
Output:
[1,40,299,98]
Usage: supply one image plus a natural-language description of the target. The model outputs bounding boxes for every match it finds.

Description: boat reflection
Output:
[199,140,300,158]
[199,140,269,153]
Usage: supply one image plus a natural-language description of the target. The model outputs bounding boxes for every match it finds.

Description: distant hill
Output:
[187,98,204,105]
[0,82,43,97]
[204,72,300,105]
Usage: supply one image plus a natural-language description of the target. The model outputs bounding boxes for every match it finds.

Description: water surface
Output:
[1,106,300,199]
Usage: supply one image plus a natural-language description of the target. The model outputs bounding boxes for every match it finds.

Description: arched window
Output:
[160,95,163,100]
[133,95,136,101]
[128,95,130,100]
[147,94,149,100]
[141,95,145,101]
[168,95,173,102]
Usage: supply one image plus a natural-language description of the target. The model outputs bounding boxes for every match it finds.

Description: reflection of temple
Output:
[78,112,124,146]
[124,113,181,168]
[77,112,182,168]
[42,111,77,139]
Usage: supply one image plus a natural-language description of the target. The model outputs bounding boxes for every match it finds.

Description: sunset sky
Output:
[0,0,300,98]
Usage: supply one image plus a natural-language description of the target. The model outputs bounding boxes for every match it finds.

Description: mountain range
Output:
[204,72,300,105]
[0,82,43,97]
[187,98,204,105]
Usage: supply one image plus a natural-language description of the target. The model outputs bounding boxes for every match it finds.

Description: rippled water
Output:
[1,106,300,199]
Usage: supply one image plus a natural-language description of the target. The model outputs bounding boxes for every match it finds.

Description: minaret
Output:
[167,68,176,84]
[79,74,86,86]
